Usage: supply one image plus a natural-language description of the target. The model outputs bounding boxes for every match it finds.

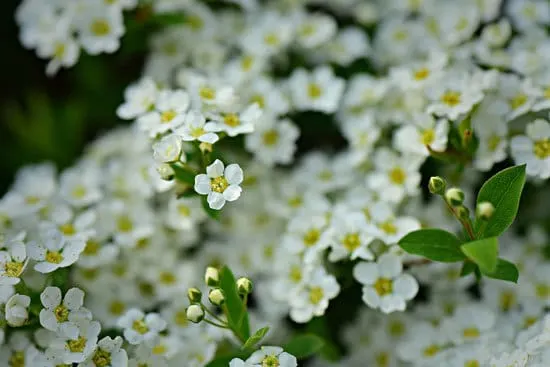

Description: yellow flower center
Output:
[59,223,75,236]
[262,130,279,146]
[389,320,405,337]
[71,185,87,199]
[91,20,110,36]
[487,135,501,152]
[175,309,188,327]
[250,94,265,108]
[109,300,126,316]
[264,33,280,46]
[46,251,63,264]
[303,228,320,247]
[342,233,361,252]
[393,30,408,41]
[177,205,191,217]
[375,352,390,367]
[54,305,69,322]
[465,360,480,367]
[117,216,133,232]
[288,196,303,208]
[290,266,302,283]
[309,286,324,305]
[190,127,206,138]
[421,129,435,145]
[159,271,176,284]
[84,240,100,256]
[262,355,280,367]
[67,336,87,353]
[499,291,516,311]
[524,316,538,328]
[374,278,393,296]
[223,114,240,127]
[423,344,440,357]
[210,176,229,193]
[54,43,66,59]
[462,327,480,339]
[543,87,550,99]
[389,167,406,185]
[413,67,430,81]
[536,283,550,299]
[440,91,461,106]
[25,196,41,205]
[300,23,316,37]
[4,261,23,277]
[308,83,322,99]
[161,110,177,123]
[199,87,216,100]
[132,319,149,334]
[152,344,167,355]
[509,94,528,110]
[9,351,25,367]
[241,55,254,71]
[186,15,204,30]
[380,221,397,235]
[92,348,112,367]
[318,169,333,181]
[533,139,550,159]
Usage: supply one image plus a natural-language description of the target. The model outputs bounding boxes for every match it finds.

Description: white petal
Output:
[393,274,419,300]
[353,262,378,285]
[224,164,243,185]
[34,262,59,274]
[63,288,84,310]
[10,243,26,262]
[207,159,225,178]
[27,242,46,261]
[41,286,62,308]
[194,175,211,195]
[207,192,225,210]
[362,287,380,308]
[39,310,58,331]
[223,185,242,202]
[380,295,405,313]
[378,253,402,278]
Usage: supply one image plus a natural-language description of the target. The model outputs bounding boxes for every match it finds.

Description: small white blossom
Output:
[511,118,550,179]
[28,230,85,273]
[5,294,30,327]
[117,308,167,345]
[194,160,243,210]
[39,287,91,333]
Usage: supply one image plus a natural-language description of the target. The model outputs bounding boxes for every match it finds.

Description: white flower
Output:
[397,322,449,364]
[322,27,370,66]
[295,13,337,49]
[59,162,103,208]
[117,78,159,120]
[0,240,28,285]
[394,114,449,157]
[511,118,550,179]
[152,134,184,163]
[283,213,330,263]
[194,160,243,210]
[441,304,496,344]
[241,12,294,57]
[37,32,80,76]
[80,336,128,367]
[78,5,125,55]
[39,287,91,333]
[5,294,30,327]
[327,210,376,262]
[288,66,345,113]
[28,230,86,273]
[137,90,190,137]
[426,73,484,120]
[390,52,447,91]
[243,346,297,367]
[176,110,219,144]
[353,253,418,313]
[289,267,340,323]
[46,319,101,364]
[245,116,299,167]
[209,103,261,137]
[117,308,167,345]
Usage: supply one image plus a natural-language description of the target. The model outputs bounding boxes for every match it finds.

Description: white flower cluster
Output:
[16,0,137,75]
[7,0,550,366]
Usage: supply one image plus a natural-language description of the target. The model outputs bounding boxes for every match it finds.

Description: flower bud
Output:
[476,201,495,220]
[236,277,253,295]
[204,267,220,287]
[445,188,465,207]
[199,142,213,153]
[186,304,204,323]
[456,205,470,221]
[156,164,175,181]
[208,288,225,306]
[428,176,446,195]
[187,287,202,303]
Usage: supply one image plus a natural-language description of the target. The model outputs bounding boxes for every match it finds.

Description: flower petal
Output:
[224,164,243,185]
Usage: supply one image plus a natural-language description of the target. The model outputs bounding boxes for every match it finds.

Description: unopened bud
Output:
[186,304,204,323]
[199,142,213,153]
[456,205,470,221]
[187,287,202,303]
[204,267,220,287]
[428,176,446,195]
[476,201,495,220]
[208,288,225,306]
[156,164,175,181]
[236,277,253,295]
[445,188,465,207]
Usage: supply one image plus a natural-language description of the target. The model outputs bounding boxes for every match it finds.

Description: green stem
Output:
[203,318,230,329]
[202,304,227,324]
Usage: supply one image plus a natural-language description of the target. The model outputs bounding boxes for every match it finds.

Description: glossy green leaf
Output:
[242,327,270,350]
[461,237,499,273]
[398,229,465,262]
[482,258,519,283]
[284,334,325,359]
[475,165,526,238]
[219,266,250,342]
[460,261,477,277]
[170,163,196,185]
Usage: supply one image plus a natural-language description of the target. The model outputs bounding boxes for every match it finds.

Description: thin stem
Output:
[202,305,227,324]
[444,201,475,240]
[203,318,230,329]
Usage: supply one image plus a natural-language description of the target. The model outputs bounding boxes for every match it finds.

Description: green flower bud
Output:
[445,188,465,207]
[208,288,225,306]
[187,287,202,303]
[236,277,253,295]
[204,267,220,287]
[428,176,447,195]
[156,164,175,181]
[456,205,470,221]
[476,201,495,220]
[186,304,204,323]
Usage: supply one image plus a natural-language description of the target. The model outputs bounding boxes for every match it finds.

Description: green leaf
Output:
[170,163,196,185]
[284,334,325,359]
[475,165,526,238]
[219,266,250,342]
[242,326,270,350]
[461,237,499,273]
[398,229,466,262]
[201,196,221,220]
[460,261,477,277]
[482,258,519,283]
